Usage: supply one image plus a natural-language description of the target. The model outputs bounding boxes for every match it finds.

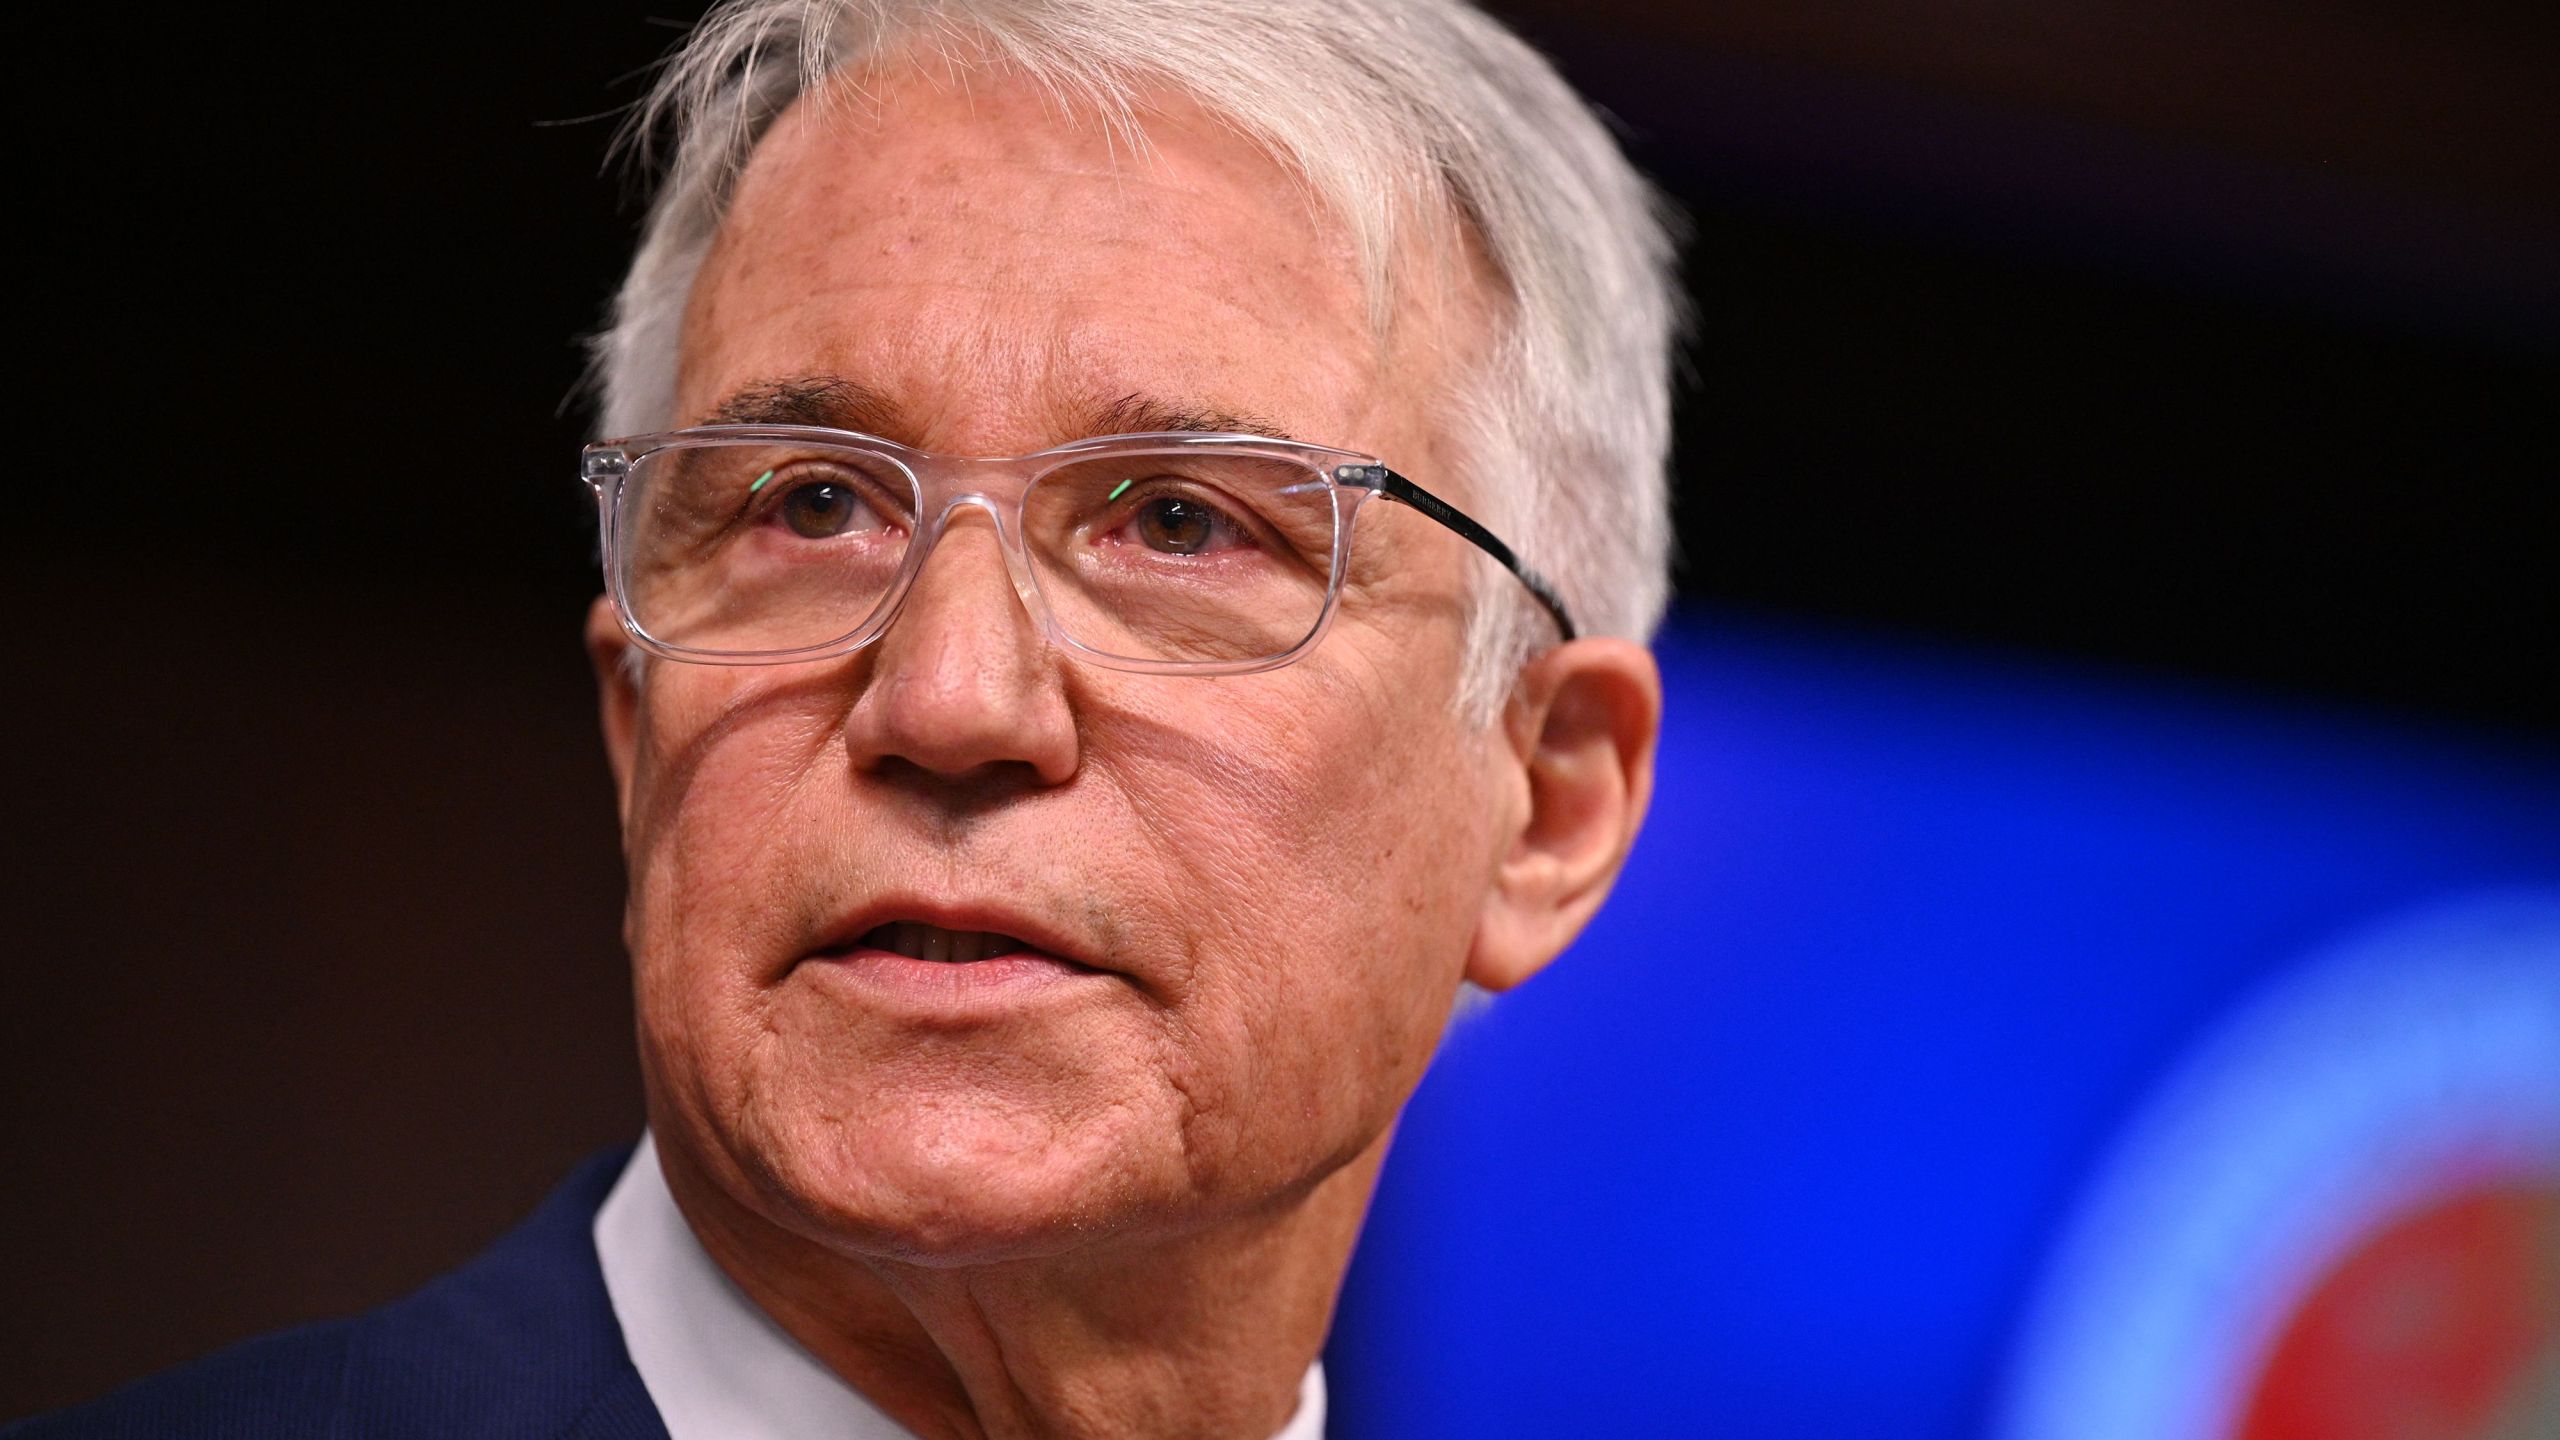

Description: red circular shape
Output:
[2236,1182,2559,1440]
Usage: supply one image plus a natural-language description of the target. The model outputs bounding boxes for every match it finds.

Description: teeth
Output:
[856,923,1028,962]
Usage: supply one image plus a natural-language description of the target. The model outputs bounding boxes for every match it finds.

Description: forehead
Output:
[675,65,1410,456]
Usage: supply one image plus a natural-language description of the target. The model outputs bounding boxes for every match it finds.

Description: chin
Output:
[735,1085,1191,1267]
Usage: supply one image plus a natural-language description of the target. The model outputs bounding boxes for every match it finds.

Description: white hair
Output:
[591,0,1682,715]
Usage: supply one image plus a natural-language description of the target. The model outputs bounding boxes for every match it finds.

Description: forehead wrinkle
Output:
[686,64,1450,467]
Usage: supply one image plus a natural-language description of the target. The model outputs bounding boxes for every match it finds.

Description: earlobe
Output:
[585,596,640,830]
[1464,637,1662,992]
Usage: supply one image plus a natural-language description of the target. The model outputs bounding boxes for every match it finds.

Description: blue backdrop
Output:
[1324,613,2560,1438]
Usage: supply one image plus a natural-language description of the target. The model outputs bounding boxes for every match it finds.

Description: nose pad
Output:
[942,493,1044,614]
[891,493,1047,640]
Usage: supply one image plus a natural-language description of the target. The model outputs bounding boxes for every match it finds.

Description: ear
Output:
[585,595,641,831]
[1465,636,1662,992]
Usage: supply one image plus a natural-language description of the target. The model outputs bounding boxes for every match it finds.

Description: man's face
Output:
[596,67,1519,1263]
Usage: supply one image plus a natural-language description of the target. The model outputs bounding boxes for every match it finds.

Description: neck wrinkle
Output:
[656,1131,1381,1440]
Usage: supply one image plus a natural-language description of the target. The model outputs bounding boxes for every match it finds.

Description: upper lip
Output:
[804,897,1107,972]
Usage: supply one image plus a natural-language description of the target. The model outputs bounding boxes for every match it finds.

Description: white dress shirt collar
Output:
[594,1134,1327,1440]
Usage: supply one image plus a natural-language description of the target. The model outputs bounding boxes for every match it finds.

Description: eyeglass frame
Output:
[581,423,1577,676]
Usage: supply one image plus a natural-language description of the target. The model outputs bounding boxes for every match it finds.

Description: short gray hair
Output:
[592,0,1682,714]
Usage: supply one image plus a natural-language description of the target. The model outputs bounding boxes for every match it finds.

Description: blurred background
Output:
[6,0,2555,1432]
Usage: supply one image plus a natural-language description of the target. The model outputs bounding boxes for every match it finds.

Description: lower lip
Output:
[800,946,1105,1008]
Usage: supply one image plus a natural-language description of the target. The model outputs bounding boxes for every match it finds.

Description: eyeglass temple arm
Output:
[1339,466,1579,642]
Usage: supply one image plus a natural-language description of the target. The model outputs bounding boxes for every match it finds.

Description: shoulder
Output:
[7,1149,665,1440]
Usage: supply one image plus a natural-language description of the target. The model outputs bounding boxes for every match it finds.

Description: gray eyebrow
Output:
[1083,392,1296,442]
[700,377,904,433]
[699,376,1300,447]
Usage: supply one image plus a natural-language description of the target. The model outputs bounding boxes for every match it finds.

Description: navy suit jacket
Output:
[8,1150,672,1439]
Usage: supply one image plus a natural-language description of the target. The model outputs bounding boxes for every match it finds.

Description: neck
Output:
[657,1138,1382,1440]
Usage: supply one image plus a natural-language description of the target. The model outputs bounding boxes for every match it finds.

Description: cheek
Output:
[621,675,850,1094]
[1094,662,1494,1183]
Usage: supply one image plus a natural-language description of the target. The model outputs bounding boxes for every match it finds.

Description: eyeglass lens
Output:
[615,439,1342,665]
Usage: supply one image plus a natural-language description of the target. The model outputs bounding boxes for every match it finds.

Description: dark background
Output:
[6,0,2553,1419]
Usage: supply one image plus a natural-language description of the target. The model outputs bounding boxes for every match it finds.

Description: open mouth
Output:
[857,922,1035,965]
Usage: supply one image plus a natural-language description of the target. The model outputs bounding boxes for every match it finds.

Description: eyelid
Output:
[1096,476,1261,548]
[757,460,914,519]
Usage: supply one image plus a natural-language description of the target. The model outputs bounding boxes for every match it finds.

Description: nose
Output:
[839,505,1080,787]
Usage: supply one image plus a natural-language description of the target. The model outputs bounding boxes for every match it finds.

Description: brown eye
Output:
[1135,495,1221,554]
[780,481,868,539]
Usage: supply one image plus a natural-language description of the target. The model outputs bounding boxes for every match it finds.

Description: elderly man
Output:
[19,0,1675,1436]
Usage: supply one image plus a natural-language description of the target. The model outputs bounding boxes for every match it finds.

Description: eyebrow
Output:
[1083,392,1295,443]
[701,377,901,433]
[697,376,1299,447]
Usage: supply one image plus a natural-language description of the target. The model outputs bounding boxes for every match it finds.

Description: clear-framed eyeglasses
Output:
[581,425,1576,676]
